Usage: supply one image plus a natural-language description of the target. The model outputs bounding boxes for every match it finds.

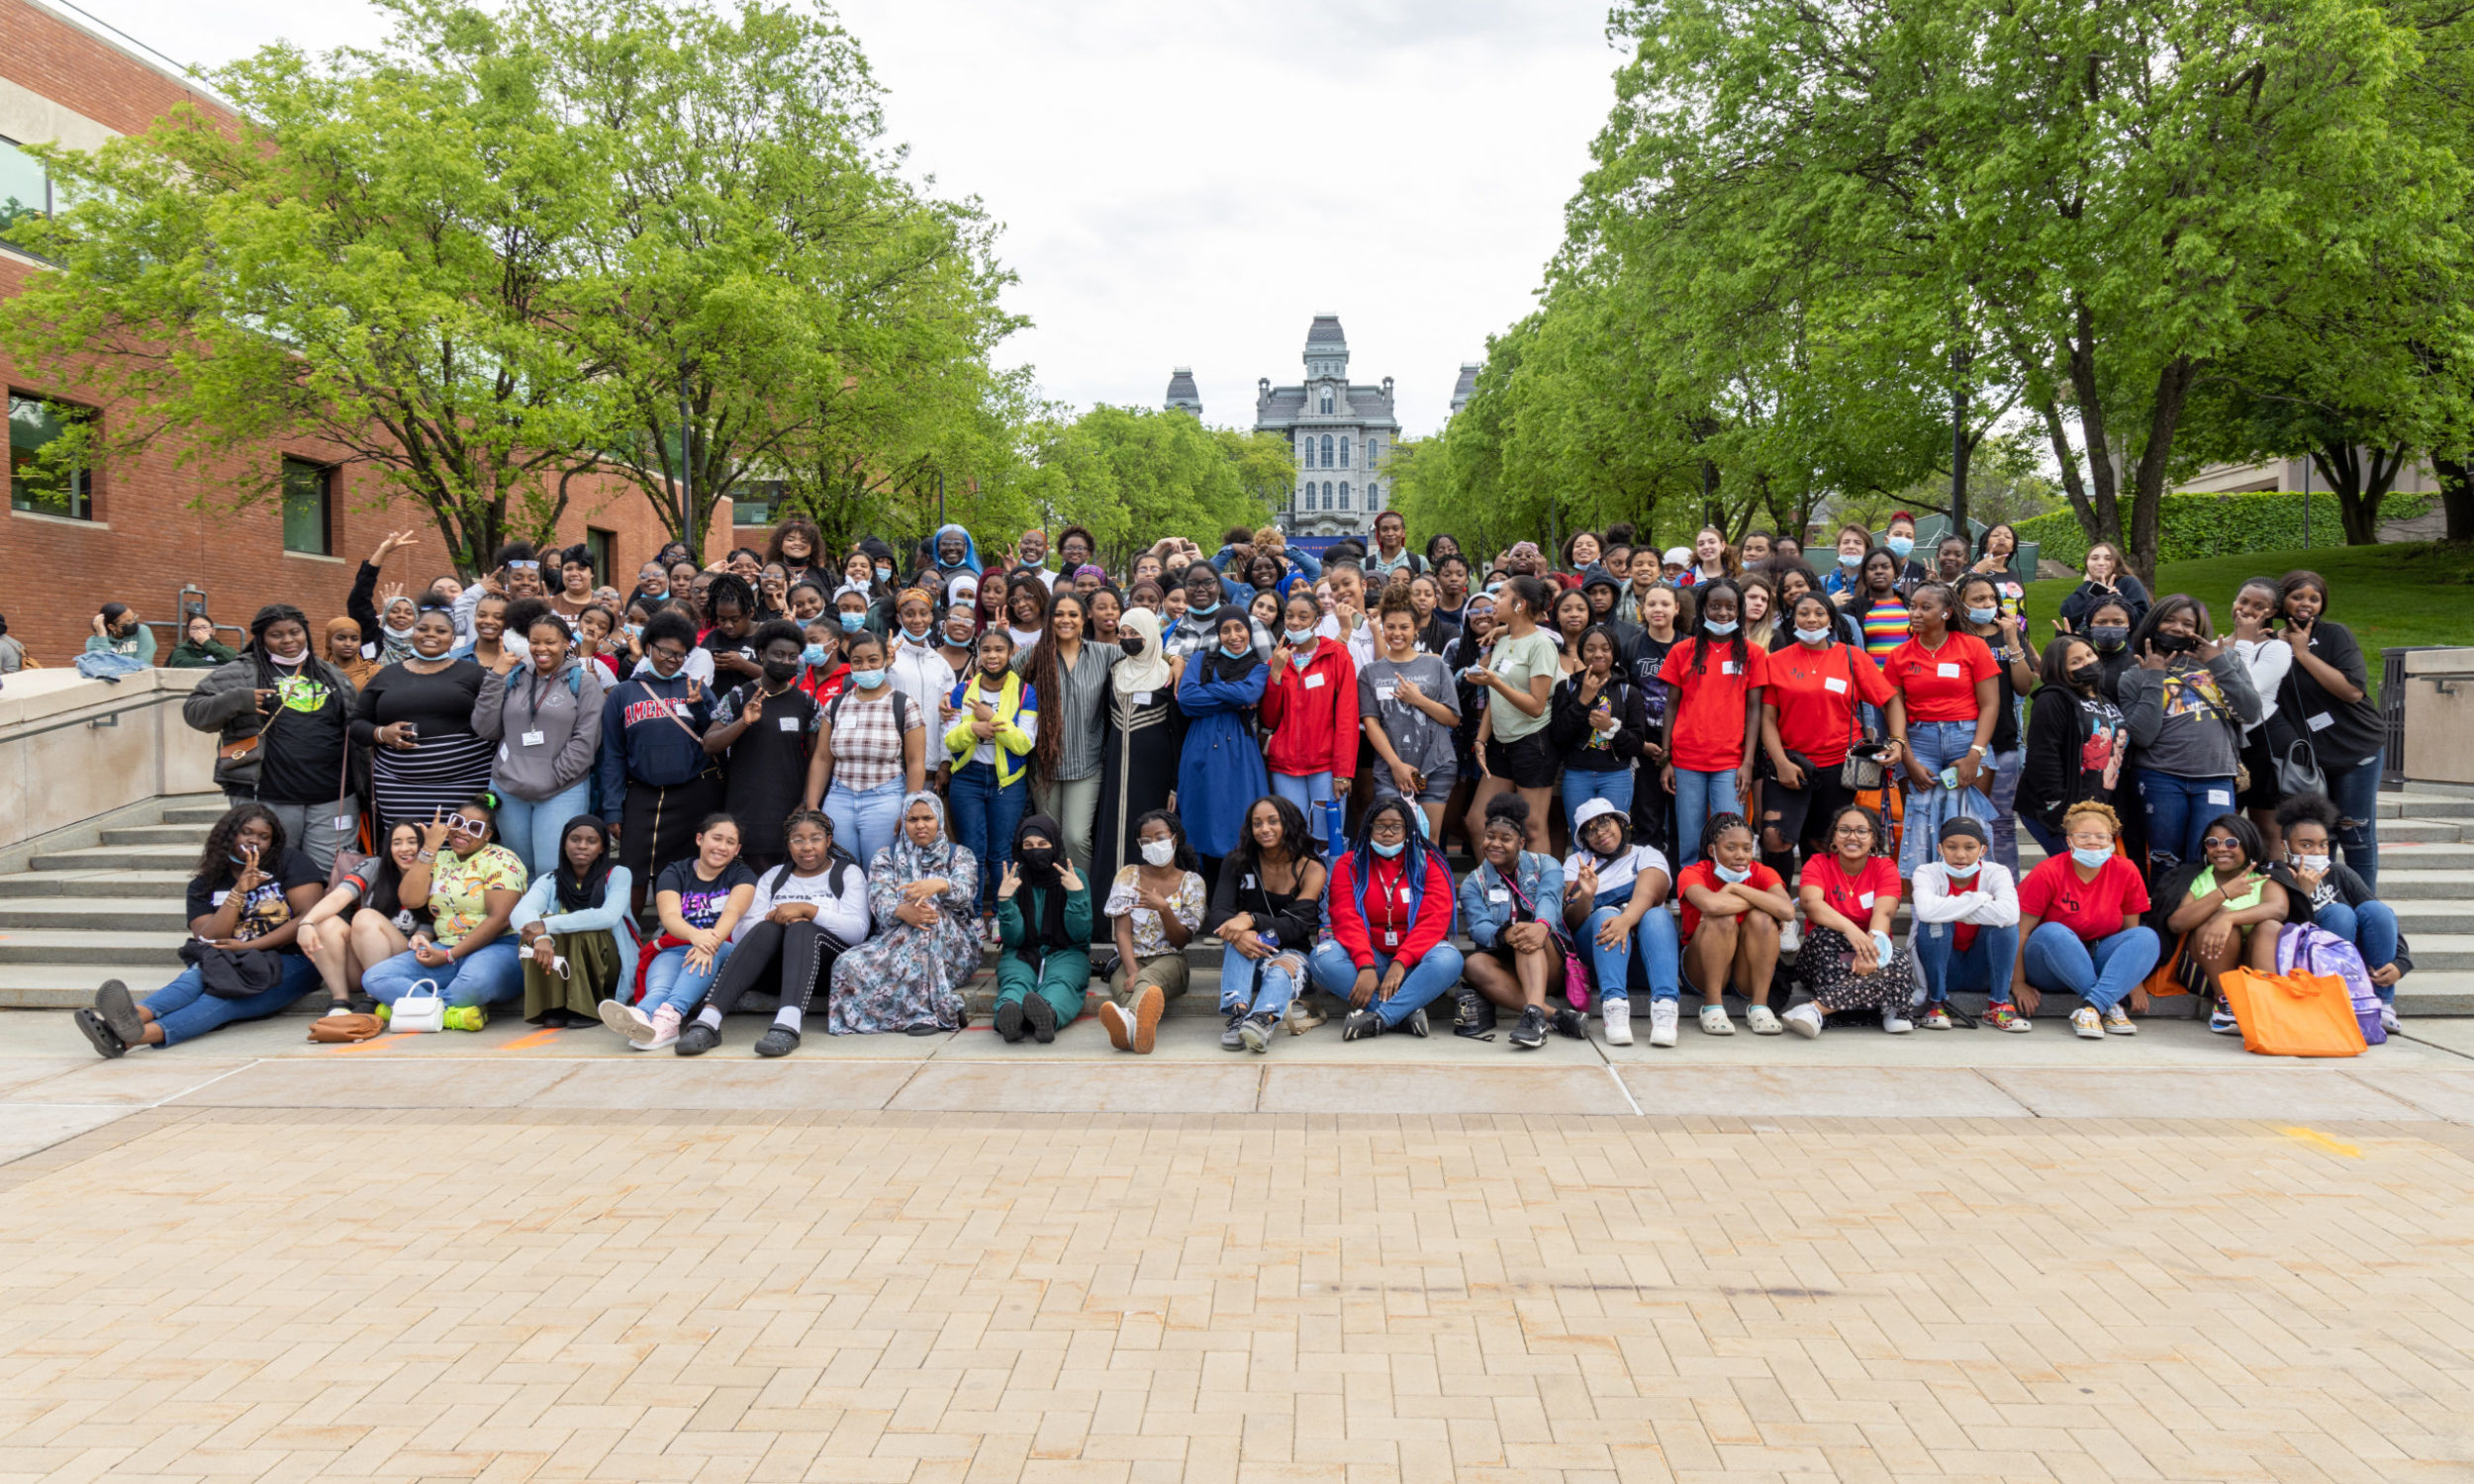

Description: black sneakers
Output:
[995,1000,1028,1044]
[1551,1006,1590,1041]
[1340,1009,1383,1040]
[1402,1007,1431,1038]
[1220,1012,1248,1051]
[1509,1005,1547,1050]
[1021,992,1058,1044]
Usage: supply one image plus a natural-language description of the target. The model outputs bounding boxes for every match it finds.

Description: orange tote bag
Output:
[2218,968,2366,1058]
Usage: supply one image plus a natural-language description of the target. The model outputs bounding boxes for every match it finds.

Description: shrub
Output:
[2015,492,2430,569]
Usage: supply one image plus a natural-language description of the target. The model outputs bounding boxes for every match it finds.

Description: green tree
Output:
[1019,407,1286,568]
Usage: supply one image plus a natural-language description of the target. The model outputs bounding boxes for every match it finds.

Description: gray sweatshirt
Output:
[2121,649,2260,780]
[471,657,606,799]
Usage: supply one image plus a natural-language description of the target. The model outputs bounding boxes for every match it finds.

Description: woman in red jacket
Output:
[1261,588,1361,845]
[1306,796,1464,1040]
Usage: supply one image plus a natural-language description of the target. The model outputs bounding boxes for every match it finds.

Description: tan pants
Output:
[1108,953,1190,1005]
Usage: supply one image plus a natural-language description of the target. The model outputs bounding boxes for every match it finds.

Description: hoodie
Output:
[474,657,607,801]
[596,669,714,818]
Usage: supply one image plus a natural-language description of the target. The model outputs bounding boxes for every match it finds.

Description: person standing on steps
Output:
[2120,596,2260,877]
[1016,590,1120,878]
[183,603,363,875]
[599,610,721,897]
[803,631,928,872]
[2274,571,2387,886]
[700,619,822,876]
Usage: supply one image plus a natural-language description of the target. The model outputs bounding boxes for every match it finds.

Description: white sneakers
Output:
[1602,997,1634,1046]
[1783,1003,1824,1039]
[2379,1003,2400,1034]
[1699,1004,1735,1036]
[1746,1004,1782,1035]
[1648,1000,1679,1048]
[1879,1005,1912,1034]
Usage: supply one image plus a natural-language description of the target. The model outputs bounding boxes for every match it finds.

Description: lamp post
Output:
[679,372,695,560]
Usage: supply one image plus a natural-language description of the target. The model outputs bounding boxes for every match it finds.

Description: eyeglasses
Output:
[1833,825,1873,839]
[445,814,490,835]
[2201,836,2242,851]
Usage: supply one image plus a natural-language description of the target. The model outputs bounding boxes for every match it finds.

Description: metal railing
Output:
[2381,646,2453,788]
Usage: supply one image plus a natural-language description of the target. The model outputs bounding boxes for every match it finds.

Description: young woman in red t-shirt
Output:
[2011,801,2160,1038]
[1675,812,1794,1036]
[1881,583,1999,877]
[1787,802,1921,1036]
[1760,591,1899,880]
[1658,579,1769,869]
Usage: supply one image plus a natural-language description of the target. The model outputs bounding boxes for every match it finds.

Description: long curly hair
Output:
[196,802,286,883]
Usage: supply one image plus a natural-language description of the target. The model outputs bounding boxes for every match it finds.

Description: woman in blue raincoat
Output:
[1177,610,1271,876]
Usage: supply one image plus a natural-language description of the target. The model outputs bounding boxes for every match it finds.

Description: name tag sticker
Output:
[211,890,231,906]
[1936,663,1960,679]
[333,815,353,834]
[1823,677,1847,695]
[1721,661,1741,676]
[1400,887,1412,902]
[1383,930,1399,947]
[2207,789,2232,806]
[778,715,799,732]
[1241,874,1257,888]
[521,729,545,747]
[1375,684,1396,701]
[1488,888,1509,903]
[1857,891,1875,908]
[2308,711,2334,732]
[1304,673,1325,690]
[1133,692,1153,705]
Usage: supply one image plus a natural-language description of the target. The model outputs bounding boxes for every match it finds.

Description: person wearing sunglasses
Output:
[361,796,529,1023]
[2157,813,2292,1036]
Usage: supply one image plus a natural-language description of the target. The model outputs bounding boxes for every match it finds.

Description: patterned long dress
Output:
[826,790,983,1033]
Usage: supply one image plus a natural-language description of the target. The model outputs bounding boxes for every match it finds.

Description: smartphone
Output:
[1938,766,1959,789]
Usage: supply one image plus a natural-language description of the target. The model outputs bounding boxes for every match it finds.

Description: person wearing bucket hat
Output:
[1907,814,2022,1031]
[1560,796,1681,1047]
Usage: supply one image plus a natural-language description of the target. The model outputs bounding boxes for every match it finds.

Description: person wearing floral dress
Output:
[826,790,982,1034]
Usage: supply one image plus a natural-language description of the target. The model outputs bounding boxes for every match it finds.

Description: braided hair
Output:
[707,572,757,621]
[1699,810,1754,862]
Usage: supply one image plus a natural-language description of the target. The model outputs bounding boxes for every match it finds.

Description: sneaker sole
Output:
[994,1002,1026,1043]
[1239,1020,1272,1054]
[73,1008,126,1060]
[1099,1001,1132,1052]
[600,999,654,1045]
[1785,1016,1821,1040]
[1131,984,1164,1055]
[95,978,144,1044]
[2103,1022,2140,1036]
[1023,993,1058,1044]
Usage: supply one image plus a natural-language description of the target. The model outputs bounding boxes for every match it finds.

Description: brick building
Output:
[1,0,724,667]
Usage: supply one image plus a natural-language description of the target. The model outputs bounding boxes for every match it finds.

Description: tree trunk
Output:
[2433,455,2474,542]
[2312,441,2406,545]
[2122,358,2198,586]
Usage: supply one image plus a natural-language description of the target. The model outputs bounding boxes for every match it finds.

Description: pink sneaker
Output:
[645,1004,682,1051]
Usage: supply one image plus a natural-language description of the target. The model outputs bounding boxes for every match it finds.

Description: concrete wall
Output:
[0,668,216,852]
[2403,649,2474,787]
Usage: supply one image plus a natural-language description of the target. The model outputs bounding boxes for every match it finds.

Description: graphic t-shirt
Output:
[1359,654,1461,778]
[1660,639,1770,773]
[254,665,350,805]
[428,844,527,946]
[655,858,759,932]
[1675,859,1783,941]
[1798,853,1900,931]
[185,848,326,951]
[2018,854,2149,940]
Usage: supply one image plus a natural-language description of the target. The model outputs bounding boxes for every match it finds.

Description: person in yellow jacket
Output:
[944,629,1039,943]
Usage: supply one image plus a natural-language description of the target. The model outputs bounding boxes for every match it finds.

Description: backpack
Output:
[758,849,860,908]
[825,686,911,732]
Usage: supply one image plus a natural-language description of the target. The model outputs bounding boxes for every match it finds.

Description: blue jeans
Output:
[2022,923,2159,1013]
[1983,747,2024,875]
[1273,771,1336,842]
[2020,814,2064,860]
[947,761,1026,915]
[364,937,524,1008]
[1577,884,1681,1003]
[2310,899,2402,1000]
[2135,769,2237,873]
[142,955,321,1047]
[642,941,735,1015]
[1670,768,1739,869]
[1220,946,1307,1017]
[1308,940,1467,1028]
[1562,765,1635,825]
[1899,720,1988,877]
[826,778,906,874]
[2324,752,2385,888]
[1910,920,2020,1004]
[494,776,592,880]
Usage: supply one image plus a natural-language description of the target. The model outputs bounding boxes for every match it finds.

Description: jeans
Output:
[826,778,907,874]
[1670,768,1740,869]
[2022,922,2159,1013]
[1273,770,1337,842]
[1562,765,1635,826]
[493,776,592,880]
[1308,939,1466,1028]
[2135,769,2237,873]
[642,940,736,1016]
[142,955,322,1047]
[2310,899,2403,1000]
[2020,814,2064,861]
[1899,720,1988,878]
[1982,747,2024,875]
[947,761,1027,915]
[239,796,360,879]
[1574,885,1681,1002]
[1910,920,2020,1003]
[1220,946,1306,1018]
[2324,752,2386,888]
[364,937,524,1008]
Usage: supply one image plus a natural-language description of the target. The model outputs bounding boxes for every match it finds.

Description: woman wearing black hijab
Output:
[991,813,1093,1043]
[510,815,637,1025]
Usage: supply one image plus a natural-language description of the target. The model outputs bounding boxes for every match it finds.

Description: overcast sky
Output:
[56,0,1622,436]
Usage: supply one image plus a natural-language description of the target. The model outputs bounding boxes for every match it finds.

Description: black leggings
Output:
[696,919,852,1019]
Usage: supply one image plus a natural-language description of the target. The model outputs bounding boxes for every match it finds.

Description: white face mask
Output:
[265,645,309,666]
[1139,838,1178,868]
[2294,852,2331,873]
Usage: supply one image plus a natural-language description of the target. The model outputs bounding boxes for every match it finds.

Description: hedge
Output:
[2013,491,2432,569]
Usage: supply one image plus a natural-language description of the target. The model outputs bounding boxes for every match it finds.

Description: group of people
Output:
[69,508,2410,1062]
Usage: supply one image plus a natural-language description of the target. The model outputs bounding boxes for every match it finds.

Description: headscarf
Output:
[327,616,379,688]
[1206,614,1263,686]
[375,597,421,664]
[1112,606,1172,696]
[889,789,954,878]
[550,814,616,914]
[931,522,983,575]
[1010,812,1074,961]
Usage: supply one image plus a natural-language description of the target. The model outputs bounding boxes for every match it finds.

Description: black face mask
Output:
[2089,624,2129,651]
[1119,633,1145,658]
[2150,629,2199,654]
[2068,662,2104,690]
[761,658,800,684]
[1017,845,1059,875]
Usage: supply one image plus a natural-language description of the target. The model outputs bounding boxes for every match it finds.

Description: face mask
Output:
[2070,846,2113,870]
[875,565,893,584]
[383,620,418,639]
[838,611,866,632]
[1369,838,1405,858]
[901,623,930,642]
[762,658,800,684]
[1017,844,1058,873]
[1191,600,1219,618]
[1284,626,1316,646]
[1943,861,1980,880]
[2067,662,2103,689]
[1119,633,1145,658]
[850,668,887,690]
[2089,624,2129,651]
[229,851,251,866]
[1712,862,1751,883]
[1218,642,1251,660]
[1965,605,1997,625]
[623,623,644,640]
[1837,550,1862,567]
[1139,839,1178,868]
[266,645,308,666]
[1703,619,1738,636]
[2294,852,2331,872]
[1794,625,1832,646]
[802,644,828,667]
[2150,629,2198,654]
[1886,536,1914,559]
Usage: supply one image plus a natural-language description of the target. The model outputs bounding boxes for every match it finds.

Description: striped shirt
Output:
[1860,598,1911,669]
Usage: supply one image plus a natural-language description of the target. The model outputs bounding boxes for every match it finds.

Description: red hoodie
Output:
[1259,637,1360,778]
[1327,848,1454,970]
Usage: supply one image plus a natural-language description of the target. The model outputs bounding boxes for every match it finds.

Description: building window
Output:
[731,479,784,525]
[280,457,333,554]
[1340,482,1352,510]
[1366,437,1380,467]
[1339,436,1350,468]
[585,528,615,586]
[1321,481,1332,509]
[1319,390,1334,415]
[1299,435,1313,469]
[0,137,50,237]
[9,392,94,519]
[1320,434,1334,467]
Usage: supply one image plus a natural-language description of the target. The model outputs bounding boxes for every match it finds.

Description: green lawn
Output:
[2022,542,2474,700]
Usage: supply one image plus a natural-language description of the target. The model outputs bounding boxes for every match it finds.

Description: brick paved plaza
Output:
[6,1015,2474,1482]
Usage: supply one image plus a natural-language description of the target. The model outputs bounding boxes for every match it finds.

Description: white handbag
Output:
[390,977,446,1033]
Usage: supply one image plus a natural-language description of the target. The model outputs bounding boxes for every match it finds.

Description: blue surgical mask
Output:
[1370,838,1405,858]
[1965,605,1997,625]
[838,611,866,632]
[1218,642,1251,660]
[1837,550,1862,567]
[901,623,930,642]
[1191,601,1219,618]
[850,667,887,690]
[1704,619,1738,636]
[1886,535,1915,558]
[1712,862,1751,883]
[801,643,827,667]
[875,565,893,584]
[2070,846,2113,870]
[1794,625,1832,645]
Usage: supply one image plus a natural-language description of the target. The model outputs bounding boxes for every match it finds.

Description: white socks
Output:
[773,1006,803,1032]
[695,1006,723,1030]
